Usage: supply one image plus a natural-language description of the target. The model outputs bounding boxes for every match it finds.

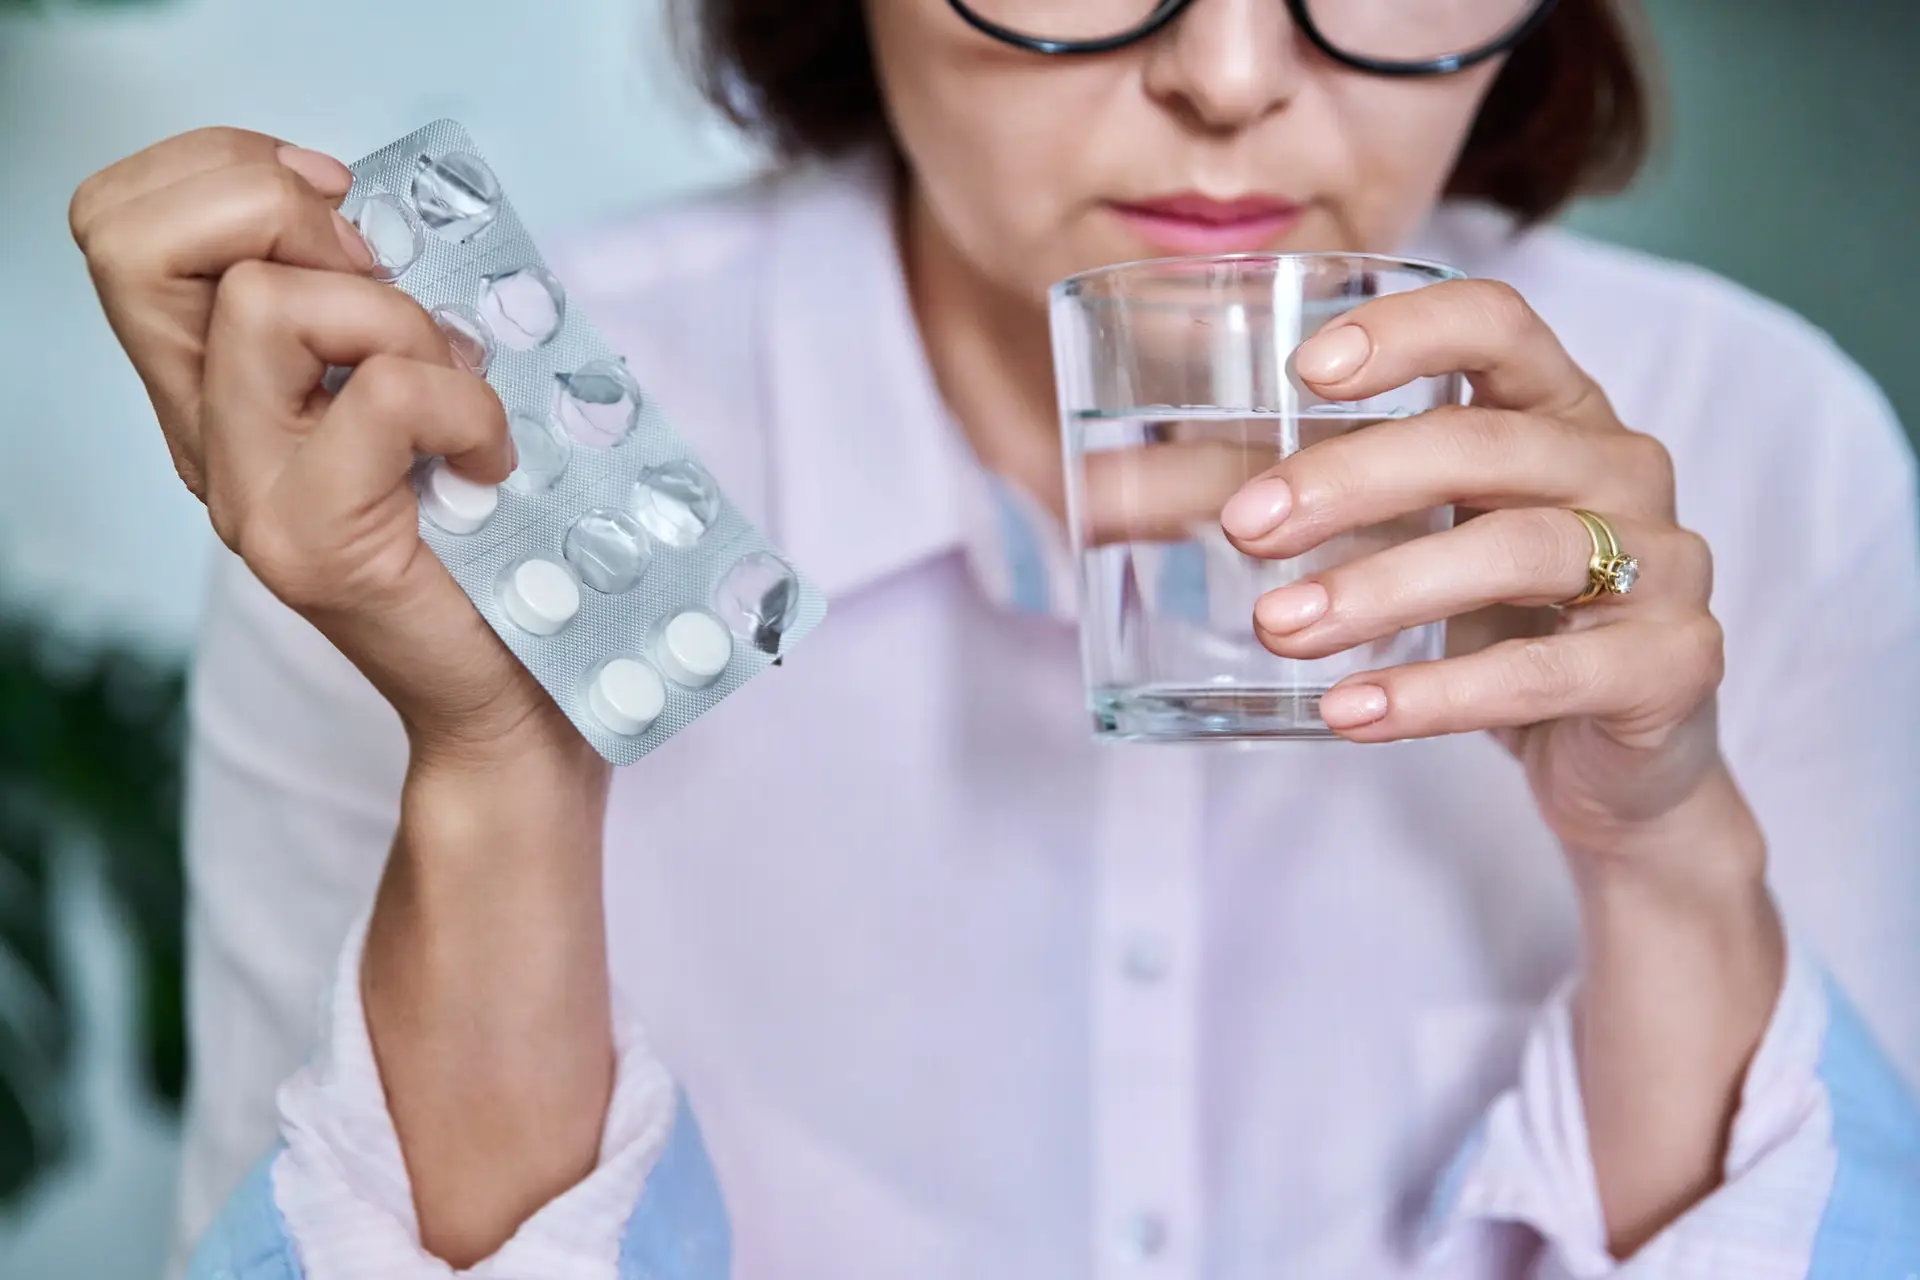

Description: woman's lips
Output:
[1106,193,1306,255]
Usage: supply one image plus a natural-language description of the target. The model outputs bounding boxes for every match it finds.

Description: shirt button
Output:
[1120,933,1170,984]
[1117,1210,1169,1260]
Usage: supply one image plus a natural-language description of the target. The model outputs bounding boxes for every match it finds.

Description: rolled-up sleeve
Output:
[184,919,730,1279]
[1412,302,1920,1279]
[1418,931,1920,1278]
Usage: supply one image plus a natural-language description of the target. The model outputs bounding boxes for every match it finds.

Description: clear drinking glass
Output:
[1049,253,1466,741]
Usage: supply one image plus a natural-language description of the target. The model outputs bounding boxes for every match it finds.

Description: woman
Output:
[70,0,1920,1274]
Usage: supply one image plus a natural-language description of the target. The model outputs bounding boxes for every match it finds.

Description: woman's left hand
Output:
[1222,279,1787,1254]
[1219,278,1729,859]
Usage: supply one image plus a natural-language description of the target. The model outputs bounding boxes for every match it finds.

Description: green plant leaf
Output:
[0,607,187,1205]
[0,796,73,1205]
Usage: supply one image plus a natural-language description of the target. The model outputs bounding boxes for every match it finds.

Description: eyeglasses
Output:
[944,0,1559,76]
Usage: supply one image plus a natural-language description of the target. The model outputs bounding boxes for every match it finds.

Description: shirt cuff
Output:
[267,914,680,1279]
[1418,928,1838,1279]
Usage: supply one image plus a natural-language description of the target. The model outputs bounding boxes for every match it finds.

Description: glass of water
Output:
[1049,253,1466,741]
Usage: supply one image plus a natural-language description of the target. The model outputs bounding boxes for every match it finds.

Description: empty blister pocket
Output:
[344,120,828,764]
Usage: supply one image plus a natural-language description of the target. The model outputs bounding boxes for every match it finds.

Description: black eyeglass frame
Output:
[943,0,1560,75]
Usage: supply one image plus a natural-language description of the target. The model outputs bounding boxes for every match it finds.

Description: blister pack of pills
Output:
[341,120,827,765]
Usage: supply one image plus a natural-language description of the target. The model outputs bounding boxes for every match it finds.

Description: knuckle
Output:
[1507,635,1589,706]
[442,372,509,457]
[75,203,138,278]
[401,294,451,357]
[1468,279,1537,341]
[181,126,265,167]
[73,128,266,248]
[1683,614,1726,691]
[1625,431,1677,504]
[468,386,510,449]
[1620,617,1722,729]
[341,354,425,423]
[1673,527,1715,598]
[359,289,445,366]
[211,257,286,333]
[68,175,105,247]
[1434,654,1489,718]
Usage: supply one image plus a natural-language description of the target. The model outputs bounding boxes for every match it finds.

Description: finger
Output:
[84,159,373,284]
[1082,438,1277,545]
[1292,278,1608,422]
[70,127,350,246]
[1219,405,1676,558]
[200,262,462,534]
[79,151,369,490]
[300,355,513,514]
[1315,615,1726,745]
[1252,510,1710,660]
[72,127,279,244]
[272,147,355,202]
[238,357,510,615]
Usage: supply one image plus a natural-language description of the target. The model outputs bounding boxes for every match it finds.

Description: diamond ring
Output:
[1556,509,1639,608]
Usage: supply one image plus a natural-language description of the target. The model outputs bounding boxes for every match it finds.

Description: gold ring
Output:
[1556,509,1639,608]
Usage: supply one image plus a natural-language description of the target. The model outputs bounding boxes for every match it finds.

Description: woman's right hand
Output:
[79,130,622,1266]
[70,127,569,763]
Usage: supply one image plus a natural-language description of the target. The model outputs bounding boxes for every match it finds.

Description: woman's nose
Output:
[1141,0,1305,134]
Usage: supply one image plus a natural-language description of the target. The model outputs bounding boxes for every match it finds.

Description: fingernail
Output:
[1220,478,1292,540]
[275,144,352,194]
[331,209,375,273]
[1295,324,1372,384]
[1319,682,1388,729]
[1254,581,1328,634]
[508,436,520,473]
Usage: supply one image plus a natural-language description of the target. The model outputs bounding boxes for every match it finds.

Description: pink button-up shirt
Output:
[176,154,1920,1278]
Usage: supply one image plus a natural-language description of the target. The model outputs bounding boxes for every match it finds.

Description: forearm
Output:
[1569,763,1787,1259]
[362,716,615,1267]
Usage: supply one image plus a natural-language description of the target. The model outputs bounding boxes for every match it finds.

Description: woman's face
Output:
[866,0,1506,300]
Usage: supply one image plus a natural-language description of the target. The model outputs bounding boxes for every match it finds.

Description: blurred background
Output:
[0,0,1914,1274]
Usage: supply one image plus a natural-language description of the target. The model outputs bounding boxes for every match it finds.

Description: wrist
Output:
[1566,760,1767,905]
[398,735,610,881]
[389,698,610,927]
[1577,853,1783,1006]
[370,699,613,1074]
[1573,762,1780,984]
[406,682,603,779]
[1570,761,1785,1104]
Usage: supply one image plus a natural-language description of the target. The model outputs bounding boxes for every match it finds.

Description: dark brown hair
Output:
[676,0,1655,224]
